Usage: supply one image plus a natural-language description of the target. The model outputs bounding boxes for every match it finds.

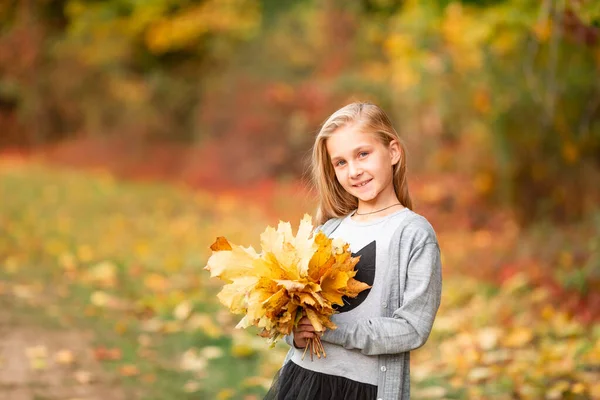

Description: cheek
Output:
[334,169,346,184]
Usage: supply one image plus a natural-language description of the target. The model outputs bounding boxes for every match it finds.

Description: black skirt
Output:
[264,360,378,400]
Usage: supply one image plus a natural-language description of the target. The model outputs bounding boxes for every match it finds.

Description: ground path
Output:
[0,295,129,400]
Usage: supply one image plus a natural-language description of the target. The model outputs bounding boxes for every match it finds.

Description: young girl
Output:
[265,102,442,400]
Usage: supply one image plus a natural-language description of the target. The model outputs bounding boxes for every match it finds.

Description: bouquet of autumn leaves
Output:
[205,214,370,360]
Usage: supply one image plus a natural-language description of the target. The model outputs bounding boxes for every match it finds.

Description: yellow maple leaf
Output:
[308,232,333,280]
[320,268,351,306]
[305,307,324,332]
[205,241,263,281]
[210,237,232,251]
[343,278,372,298]
[216,276,257,313]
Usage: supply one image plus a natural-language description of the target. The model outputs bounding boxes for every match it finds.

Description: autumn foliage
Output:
[1,0,599,224]
[205,215,370,352]
[1,163,599,398]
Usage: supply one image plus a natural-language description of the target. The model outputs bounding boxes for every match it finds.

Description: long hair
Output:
[311,102,412,225]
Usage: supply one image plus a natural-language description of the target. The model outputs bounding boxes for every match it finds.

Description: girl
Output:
[266,102,442,400]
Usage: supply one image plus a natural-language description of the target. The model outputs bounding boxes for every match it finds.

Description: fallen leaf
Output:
[217,388,236,400]
[114,321,128,335]
[200,346,224,360]
[187,313,222,338]
[502,327,534,348]
[90,291,111,307]
[174,301,192,321]
[74,370,93,385]
[571,382,585,394]
[25,345,48,359]
[481,349,511,365]
[144,273,169,292]
[138,334,152,347]
[161,320,183,334]
[119,364,140,377]
[590,382,600,398]
[413,386,448,399]
[180,349,207,372]
[94,346,122,361]
[4,257,19,274]
[29,358,47,370]
[85,261,117,287]
[546,380,570,400]
[467,367,492,383]
[183,380,202,393]
[55,349,75,365]
[501,273,530,294]
[24,343,48,370]
[13,285,34,299]
[140,318,163,333]
[141,373,156,383]
[241,376,272,390]
[77,245,94,263]
[476,327,502,350]
[230,331,264,358]
[58,252,77,271]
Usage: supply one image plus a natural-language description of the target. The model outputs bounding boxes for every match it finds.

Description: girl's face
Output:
[326,123,401,207]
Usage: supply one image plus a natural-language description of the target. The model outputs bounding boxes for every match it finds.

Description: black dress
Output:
[264,360,377,400]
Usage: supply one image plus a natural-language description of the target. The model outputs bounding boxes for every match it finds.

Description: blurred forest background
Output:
[1,0,600,399]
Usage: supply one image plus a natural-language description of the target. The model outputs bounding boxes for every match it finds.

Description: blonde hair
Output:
[311,102,412,225]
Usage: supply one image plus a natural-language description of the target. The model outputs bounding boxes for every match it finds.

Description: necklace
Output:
[354,203,402,216]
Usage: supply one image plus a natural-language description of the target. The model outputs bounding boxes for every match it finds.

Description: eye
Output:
[335,160,346,167]
[358,151,369,158]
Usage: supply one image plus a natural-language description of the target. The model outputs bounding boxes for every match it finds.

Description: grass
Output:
[0,162,288,399]
[1,161,599,399]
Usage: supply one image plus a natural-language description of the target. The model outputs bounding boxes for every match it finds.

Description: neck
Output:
[353,195,404,221]
[356,185,400,214]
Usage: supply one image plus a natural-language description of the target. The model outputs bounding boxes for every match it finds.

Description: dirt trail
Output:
[0,296,129,400]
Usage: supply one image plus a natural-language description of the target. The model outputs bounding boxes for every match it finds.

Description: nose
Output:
[348,161,362,179]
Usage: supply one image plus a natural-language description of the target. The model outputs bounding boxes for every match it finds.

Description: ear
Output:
[388,140,402,166]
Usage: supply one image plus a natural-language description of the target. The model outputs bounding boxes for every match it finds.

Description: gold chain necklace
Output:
[354,203,402,216]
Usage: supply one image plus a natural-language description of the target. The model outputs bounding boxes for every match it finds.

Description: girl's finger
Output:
[295,324,317,332]
[296,331,316,339]
[294,327,310,334]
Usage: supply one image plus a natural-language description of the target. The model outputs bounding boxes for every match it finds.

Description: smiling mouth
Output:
[352,179,372,188]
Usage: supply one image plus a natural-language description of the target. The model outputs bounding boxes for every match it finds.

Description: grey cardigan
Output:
[283,211,442,400]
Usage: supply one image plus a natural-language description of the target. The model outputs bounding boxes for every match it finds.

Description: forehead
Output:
[325,124,381,157]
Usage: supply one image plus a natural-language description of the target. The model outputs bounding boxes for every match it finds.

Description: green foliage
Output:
[378,0,600,223]
[0,0,261,143]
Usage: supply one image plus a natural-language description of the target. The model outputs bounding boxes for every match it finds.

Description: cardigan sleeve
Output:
[320,239,442,356]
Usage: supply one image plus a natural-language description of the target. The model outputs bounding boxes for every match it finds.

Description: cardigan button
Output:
[382,303,387,308]
[380,365,387,372]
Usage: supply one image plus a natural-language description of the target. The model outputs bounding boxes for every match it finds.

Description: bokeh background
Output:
[1,0,599,399]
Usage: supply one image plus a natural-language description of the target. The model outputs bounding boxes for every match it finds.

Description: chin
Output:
[354,193,378,203]
[345,185,379,203]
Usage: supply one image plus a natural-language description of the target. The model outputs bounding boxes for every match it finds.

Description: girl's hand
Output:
[292,316,321,348]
